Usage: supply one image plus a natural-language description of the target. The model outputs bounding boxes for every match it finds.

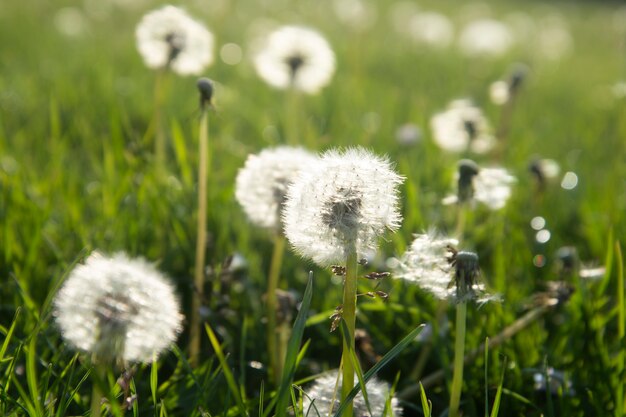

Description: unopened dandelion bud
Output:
[197,77,214,109]
[509,63,529,94]
[453,251,480,298]
[457,159,479,203]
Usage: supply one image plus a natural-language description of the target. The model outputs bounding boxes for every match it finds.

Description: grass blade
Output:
[0,307,20,363]
[615,240,624,417]
[151,354,158,414]
[489,357,507,417]
[332,323,425,417]
[205,323,249,417]
[276,272,314,417]
[419,383,432,417]
[340,319,372,416]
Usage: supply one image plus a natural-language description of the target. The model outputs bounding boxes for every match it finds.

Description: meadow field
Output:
[1,0,626,416]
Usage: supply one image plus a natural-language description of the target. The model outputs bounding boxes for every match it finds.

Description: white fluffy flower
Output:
[394,233,498,303]
[302,371,402,417]
[235,146,317,232]
[283,147,403,266]
[443,164,516,210]
[136,5,214,75]
[53,252,183,364]
[458,18,513,57]
[489,80,510,105]
[408,11,455,49]
[253,25,336,94]
[430,99,495,154]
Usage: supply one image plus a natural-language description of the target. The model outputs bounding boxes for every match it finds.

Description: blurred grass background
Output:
[1,0,625,415]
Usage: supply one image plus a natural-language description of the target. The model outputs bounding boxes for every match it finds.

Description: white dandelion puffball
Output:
[302,371,402,417]
[395,233,498,303]
[136,5,214,75]
[430,99,495,154]
[458,18,514,57]
[443,165,517,210]
[253,25,336,94]
[408,11,455,49]
[283,147,404,266]
[54,252,183,364]
[235,146,317,232]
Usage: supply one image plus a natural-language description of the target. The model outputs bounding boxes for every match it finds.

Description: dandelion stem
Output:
[90,366,105,417]
[267,233,286,384]
[190,104,210,366]
[340,243,359,417]
[154,69,168,173]
[285,86,301,145]
[448,300,467,417]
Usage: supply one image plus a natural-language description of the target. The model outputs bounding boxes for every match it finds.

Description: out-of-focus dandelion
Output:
[302,371,402,417]
[394,234,496,417]
[529,157,560,190]
[283,147,403,417]
[54,252,182,364]
[332,0,377,32]
[535,14,573,61]
[430,99,496,154]
[395,123,422,147]
[489,64,528,106]
[236,146,317,232]
[458,18,514,57]
[612,82,626,99]
[235,145,317,383]
[253,25,335,94]
[408,11,455,49]
[54,252,183,417]
[135,5,214,75]
[54,7,88,37]
[443,160,516,210]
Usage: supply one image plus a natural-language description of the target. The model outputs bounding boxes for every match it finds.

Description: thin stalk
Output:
[448,301,467,417]
[267,234,287,384]
[341,244,359,417]
[90,366,105,417]
[190,106,210,366]
[455,204,467,239]
[616,241,624,417]
[285,86,301,145]
[154,69,168,173]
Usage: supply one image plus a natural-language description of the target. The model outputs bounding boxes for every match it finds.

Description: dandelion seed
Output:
[235,146,317,232]
[430,99,495,154]
[302,371,402,417]
[53,252,183,365]
[443,161,516,210]
[135,5,214,75]
[394,232,499,304]
[282,147,403,266]
[253,25,336,94]
[458,18,514,57]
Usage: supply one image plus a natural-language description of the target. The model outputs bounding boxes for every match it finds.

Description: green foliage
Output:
[1,0,625,416]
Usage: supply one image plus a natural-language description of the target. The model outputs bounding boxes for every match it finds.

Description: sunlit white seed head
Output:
[408,11,455,49]
[302,370,402,417]
[458,18,514,57]
[535,15,573,61]
[394,233,498,303]
[283,147,404,266]
[53,252,183,365]
[489,80,510,105]
[430,99,495,154]
[443,163,516,210]
[253,25,336,94]
[529,158,560,184]
[332,0,378,32]
[235,146,317,232]
[136,5,214,75]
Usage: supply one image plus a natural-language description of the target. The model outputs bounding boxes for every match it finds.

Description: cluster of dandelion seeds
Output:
[253,25,336,94]
[430,99,495,154]
[283,147,404,266]
[394,232,498,304]
[302,370,402,417]
[235,146,317,232]
[136,5,214,75]
[53,252,183,365]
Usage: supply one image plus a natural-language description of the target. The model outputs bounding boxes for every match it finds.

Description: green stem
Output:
[154,69,168,172]
[90,366,105,417]
[285,86,301,145]
[267,234,286,384]
[449,301,467,417]
[190,107,210,367]
[341,244,359,417]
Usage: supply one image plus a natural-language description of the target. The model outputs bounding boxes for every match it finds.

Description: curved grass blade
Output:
[332,324,425,417]
[489,357,507,417]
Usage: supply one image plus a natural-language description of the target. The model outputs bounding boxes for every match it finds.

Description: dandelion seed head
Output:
[135,5,214,75]
[458,18,514,57]
[444,163,516,210]
[283,147,403,266]
[236,147,317,232]
[253,25,336,94]
[302,371,402,417]
[408,11,455,49]
[430,99,495,154]
[394,233,498,304]
[53,252,183,365]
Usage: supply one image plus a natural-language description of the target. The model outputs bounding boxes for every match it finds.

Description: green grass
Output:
[1,0,625,416]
